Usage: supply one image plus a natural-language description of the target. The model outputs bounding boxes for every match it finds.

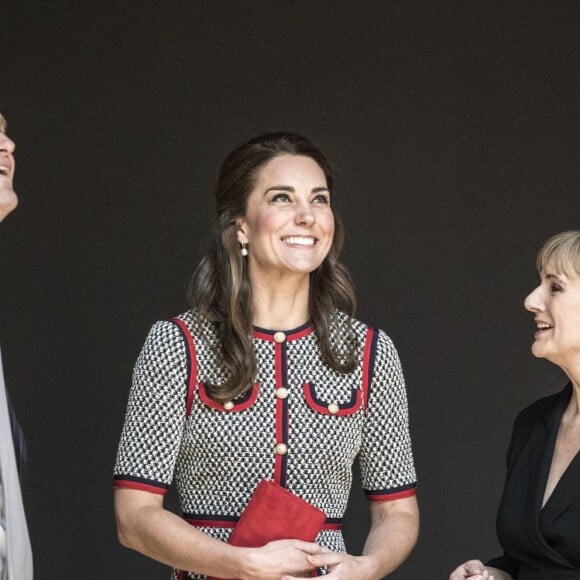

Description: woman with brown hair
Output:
[114,132,418,579]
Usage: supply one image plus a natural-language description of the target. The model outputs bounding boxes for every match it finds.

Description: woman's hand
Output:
[282,495,419,580]
[240,539,324,579]
[282,552,378,580]
[449,560,508,580]
[116,490,321,579]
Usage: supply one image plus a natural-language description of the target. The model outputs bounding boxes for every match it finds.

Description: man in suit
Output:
[0,112,33,579]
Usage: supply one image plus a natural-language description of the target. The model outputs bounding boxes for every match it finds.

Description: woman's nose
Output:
[524,285,543,312]
[294,204,314,226]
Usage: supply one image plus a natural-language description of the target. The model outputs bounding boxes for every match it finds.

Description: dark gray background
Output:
[1,2,579,578]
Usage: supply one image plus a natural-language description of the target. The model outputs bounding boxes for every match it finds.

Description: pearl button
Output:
[273,331,286,343]
[223,401,234,411]
[327,402,340,415]
[275,443,288,455]
[276,387,289,399]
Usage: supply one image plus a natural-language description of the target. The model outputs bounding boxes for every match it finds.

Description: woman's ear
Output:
[236,219,248,244]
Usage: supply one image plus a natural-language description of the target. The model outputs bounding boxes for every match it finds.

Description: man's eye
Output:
[550,284,562,293]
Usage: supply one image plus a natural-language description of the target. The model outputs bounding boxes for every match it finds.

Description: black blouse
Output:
[487,384,580,579]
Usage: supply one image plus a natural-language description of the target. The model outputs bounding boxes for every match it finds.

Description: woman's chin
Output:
[531,342,548,359]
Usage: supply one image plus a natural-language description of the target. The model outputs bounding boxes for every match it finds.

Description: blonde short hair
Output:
[0,113,6,134]
[536,230,580,277]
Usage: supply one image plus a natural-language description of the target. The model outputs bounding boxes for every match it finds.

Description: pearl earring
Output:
[240,242,248,257]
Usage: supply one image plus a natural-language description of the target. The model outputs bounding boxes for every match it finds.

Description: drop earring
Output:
[240,242,248,257]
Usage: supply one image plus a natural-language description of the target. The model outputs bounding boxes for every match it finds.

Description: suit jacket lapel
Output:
[540,382,580,523]
[526,383,577,569]
[542,452,580,522]
[527,386,567,514]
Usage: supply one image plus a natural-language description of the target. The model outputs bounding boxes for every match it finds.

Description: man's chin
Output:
[0,189,18,222]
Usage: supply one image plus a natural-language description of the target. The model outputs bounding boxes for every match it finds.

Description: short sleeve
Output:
[359,329,417,501]
[113,321,188,494]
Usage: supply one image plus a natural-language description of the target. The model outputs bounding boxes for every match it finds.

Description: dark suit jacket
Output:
[487,383,580,579]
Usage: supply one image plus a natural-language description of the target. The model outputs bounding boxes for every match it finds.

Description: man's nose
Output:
[0,134,15,155]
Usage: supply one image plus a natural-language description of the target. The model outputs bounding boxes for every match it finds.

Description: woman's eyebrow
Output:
[264,185,294,195]
[545,273,567,283]
[263,185,330,195]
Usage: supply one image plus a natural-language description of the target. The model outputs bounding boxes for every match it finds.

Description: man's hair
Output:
[0,113,6,134]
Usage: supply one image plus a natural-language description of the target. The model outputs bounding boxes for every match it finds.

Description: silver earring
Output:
[240,242,248,257]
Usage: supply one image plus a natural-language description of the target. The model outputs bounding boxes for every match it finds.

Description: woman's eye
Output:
[313,194,330,204]
[550,284,562,293]
[271,193,290,202]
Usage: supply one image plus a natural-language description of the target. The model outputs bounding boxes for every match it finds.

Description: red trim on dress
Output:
[274,341,284,484]
[361,327,375,411]
[322,521,342,530]
[184,518,342,531]
[113,480,167,495]
[171,317,199,417]
[302,384,362,416]
[252,328,275,341]
[367,487,416,502]
[252,325,313,342]
[184,518,237,528]
[286,325,313,341]
[198,382,260,412]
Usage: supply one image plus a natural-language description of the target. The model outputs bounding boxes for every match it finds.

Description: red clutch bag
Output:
[206,479,326,580]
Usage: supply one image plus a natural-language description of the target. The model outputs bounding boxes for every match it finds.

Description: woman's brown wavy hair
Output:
[189,132,357,401]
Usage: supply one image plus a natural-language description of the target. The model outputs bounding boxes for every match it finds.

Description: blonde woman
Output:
[451,231,580,580]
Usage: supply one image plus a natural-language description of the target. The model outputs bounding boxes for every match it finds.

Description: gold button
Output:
[328,402,340,415]
[223,401,234,411]
[275,443,288,455]
[273,331,286,343]
[276,387,289,399]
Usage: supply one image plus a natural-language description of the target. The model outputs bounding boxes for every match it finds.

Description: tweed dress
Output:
[114,310,416,579]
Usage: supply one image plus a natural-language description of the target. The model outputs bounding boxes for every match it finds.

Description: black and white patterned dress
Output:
[114,310,416,579]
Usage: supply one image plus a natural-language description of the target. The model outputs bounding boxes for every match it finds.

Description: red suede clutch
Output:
[206,479,326,580]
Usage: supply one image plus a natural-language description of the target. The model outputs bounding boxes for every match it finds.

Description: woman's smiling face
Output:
[237,154,335,282]
[524,267,580,367]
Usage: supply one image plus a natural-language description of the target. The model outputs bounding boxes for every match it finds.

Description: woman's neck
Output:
[250,273,310,330]
[569,375,580,416]
[560,359,580,415]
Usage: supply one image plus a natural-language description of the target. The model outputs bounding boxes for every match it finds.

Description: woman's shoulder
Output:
[332,309,378,332]
[344,313,397,347]
[139,310,217,350]
[331,311,400,364]
[170,309,217,340]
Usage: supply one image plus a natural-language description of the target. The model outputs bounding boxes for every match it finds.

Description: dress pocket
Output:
[198,382,260,412]
[302,382,362,416]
